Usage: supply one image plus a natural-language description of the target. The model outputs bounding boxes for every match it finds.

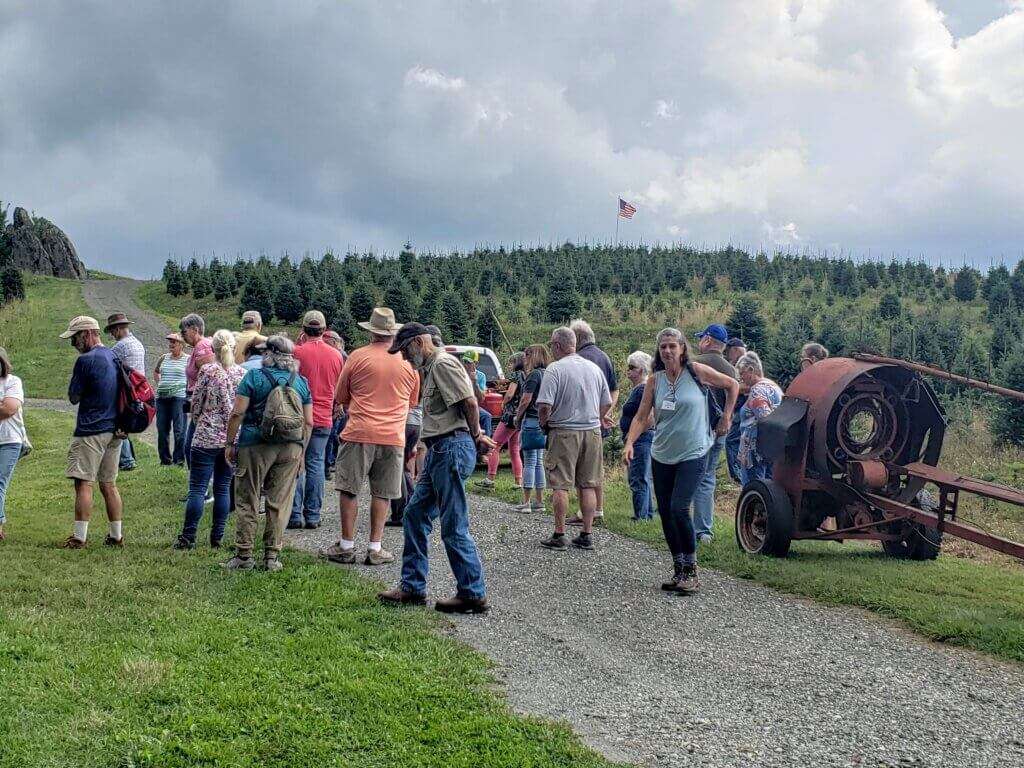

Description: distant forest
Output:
[159,243,1024,444]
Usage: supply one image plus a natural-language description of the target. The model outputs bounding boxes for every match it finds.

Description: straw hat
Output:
[59,316,100,339]
[357,307,402,335]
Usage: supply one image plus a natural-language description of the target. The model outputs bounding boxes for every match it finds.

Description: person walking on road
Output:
[153,333,188,465]
[175,330,245,550]
[378,323,495,614]
[59,316,126,549]
[223,336,313,572]
[569,319,617,524]
[320,308,418,566]
[0,348,27,542]
[288,311,344,530]
[690,323,738,543]
[106,313,145,472]
[536,326,611,552]
[622,328,738,595]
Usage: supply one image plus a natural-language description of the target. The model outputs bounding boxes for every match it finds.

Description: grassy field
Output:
[0,409,612,768]
[137,281,257,338]
[473,462,1024,664]
[0,274,91,398]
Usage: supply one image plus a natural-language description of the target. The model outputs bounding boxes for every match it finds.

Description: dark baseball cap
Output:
[388,322,430,354]
[725,337,746,348]
[695,324,729,343]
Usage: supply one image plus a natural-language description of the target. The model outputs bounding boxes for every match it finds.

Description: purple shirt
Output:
[577,342,618,393]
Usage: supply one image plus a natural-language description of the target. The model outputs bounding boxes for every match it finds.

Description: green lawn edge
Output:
[0,409,616,768]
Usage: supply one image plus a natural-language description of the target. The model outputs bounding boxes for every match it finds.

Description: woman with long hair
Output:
[513,344,551,512]
[175,329,245,549]
[623,328,738,594]
[480,351,526,489]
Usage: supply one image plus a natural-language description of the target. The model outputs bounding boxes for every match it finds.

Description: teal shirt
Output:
[235,367,312,447]
[650,368,712,464]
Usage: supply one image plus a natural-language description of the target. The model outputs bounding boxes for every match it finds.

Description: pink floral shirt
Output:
[191,363,245,448]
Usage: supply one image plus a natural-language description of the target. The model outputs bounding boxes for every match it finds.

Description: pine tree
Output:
[238,272,274,322]
[543,272,581,323]
[993,350,1024,447]
[0,267,25,304]
[312,284,339,329]
[383,279,419,324]
[476,305,501,347]
[213,269,237,300]
[166,264,189,297]
[297,271,317,311]
[1011,261,1024,308]
[987,280,1014,319]
[332,298,358,347]
[418,286,442,326]
[726,297,767,351]
[161,259,177,285]
[191,270,211,299]
[878,292,901,320]
[953,267,979,301]
[349,279,377,324]
[990,315,1018,369]
[440,290,471,343]
[274,279,304,323]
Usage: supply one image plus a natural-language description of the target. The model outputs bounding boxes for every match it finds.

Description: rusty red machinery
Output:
[734,353,1024,561]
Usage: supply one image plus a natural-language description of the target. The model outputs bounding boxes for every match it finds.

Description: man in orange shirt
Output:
[288,310,344,530]
[320,308,419,565]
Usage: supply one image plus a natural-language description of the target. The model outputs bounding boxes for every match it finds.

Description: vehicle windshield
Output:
[476,356,499,384]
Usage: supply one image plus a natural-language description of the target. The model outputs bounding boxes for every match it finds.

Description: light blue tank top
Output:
[651,368,712,464]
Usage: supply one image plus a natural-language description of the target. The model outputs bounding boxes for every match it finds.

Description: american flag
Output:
[618,198,637,219]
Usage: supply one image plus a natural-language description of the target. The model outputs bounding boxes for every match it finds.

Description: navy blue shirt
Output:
[577,343,618,393]
[619,384,653,443]
[69,346,119,436]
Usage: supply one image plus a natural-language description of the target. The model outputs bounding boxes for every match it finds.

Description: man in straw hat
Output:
[287,310,344,530]
[319,307,419,566]
[59,316,125,549]
[106,312,146,472]
[377,323,495,613]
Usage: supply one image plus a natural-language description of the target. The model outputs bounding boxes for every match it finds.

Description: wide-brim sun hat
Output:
[358,307,402,335]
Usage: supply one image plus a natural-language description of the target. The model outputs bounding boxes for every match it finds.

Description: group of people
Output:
[2,299,828,611]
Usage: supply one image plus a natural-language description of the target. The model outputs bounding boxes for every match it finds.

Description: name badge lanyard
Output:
[662,372,679,412]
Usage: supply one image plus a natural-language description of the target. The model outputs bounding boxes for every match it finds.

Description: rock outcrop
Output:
[2,207,86,279]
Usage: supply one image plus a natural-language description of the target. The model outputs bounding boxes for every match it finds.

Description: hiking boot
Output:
[674,566,700,595]
[173,535,196,550]
[571,532,594,551]
[304,521,320,530]
[286,520,304,530]
[378,587,427,606]
[209,535,222,549]
[435,595,490,614]
[262,557,284,573]
[364,548,395,566]
[661,566,684,591]
[104,535,124,548]
[540,532,568,551]
[513,502,532,512]
[61,535,87,549]
[566,514,584,527]
[476,477,495,489]
[320,542,356,564]
[221,556,255,571]
[531,502,546,513]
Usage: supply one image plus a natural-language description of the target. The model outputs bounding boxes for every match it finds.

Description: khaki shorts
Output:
[334,440,404,500]
[544,428,603,491]
[66,432,123,483]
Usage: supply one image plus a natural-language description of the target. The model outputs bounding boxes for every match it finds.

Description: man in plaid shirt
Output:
[106,313,146,471]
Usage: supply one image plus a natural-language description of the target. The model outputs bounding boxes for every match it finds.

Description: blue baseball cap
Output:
[695,324,729,343]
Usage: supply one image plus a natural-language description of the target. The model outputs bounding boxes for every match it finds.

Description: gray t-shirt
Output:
[535,354,611,430]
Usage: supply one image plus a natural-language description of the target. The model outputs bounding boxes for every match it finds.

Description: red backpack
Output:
[115,360,156,434]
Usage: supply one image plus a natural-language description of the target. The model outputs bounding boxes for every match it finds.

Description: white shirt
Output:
[0,374,26,445]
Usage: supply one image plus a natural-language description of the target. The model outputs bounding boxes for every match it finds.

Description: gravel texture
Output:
[290,487,1024,768]
[78,281,1024,767]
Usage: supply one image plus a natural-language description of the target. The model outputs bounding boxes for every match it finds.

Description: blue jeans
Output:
[324,414,345,471]
[627,436,655,520]
[156,397,186,464]
[0,442,21,524]
[182,445,232,543]
[692,435,724,538]
[119,437,136,469]
[290,426,331,525]
[739,459,773,486]
[479,410,493,437]
[725,419,742,483]
[521,417,546,490]
[184,418,196,469]
[401,432,486,599]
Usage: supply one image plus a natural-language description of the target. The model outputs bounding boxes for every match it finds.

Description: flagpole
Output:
[615,204,620,246]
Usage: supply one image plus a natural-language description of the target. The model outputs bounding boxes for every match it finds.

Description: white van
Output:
[444,345,504,385]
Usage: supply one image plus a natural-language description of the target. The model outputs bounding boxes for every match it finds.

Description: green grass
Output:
[475,465,1024,664]
[85,269,122,280]
[0,274,91,398]
[136,282,262,339]
[0,409,613,768]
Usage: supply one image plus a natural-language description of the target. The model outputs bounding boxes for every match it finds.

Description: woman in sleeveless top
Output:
[622,328,738,595]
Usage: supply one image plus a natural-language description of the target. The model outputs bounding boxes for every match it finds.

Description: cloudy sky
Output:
[2,1,1023,277]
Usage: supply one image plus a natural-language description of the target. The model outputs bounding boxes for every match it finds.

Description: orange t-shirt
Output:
[336,342,420,447]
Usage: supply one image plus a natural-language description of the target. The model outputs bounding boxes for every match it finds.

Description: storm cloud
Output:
[2,0,1023,275]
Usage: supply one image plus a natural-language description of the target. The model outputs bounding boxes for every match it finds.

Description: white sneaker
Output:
[513,502,532,512]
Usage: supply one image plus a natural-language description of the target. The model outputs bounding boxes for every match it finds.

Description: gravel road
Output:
[82,278,171,369]
[290,490,1024,768]
[74,280,1024,767]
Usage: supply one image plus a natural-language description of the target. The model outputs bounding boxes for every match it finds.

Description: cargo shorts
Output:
[334,440,404,500]
[66,432,123,483]
[544,428,603,491]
